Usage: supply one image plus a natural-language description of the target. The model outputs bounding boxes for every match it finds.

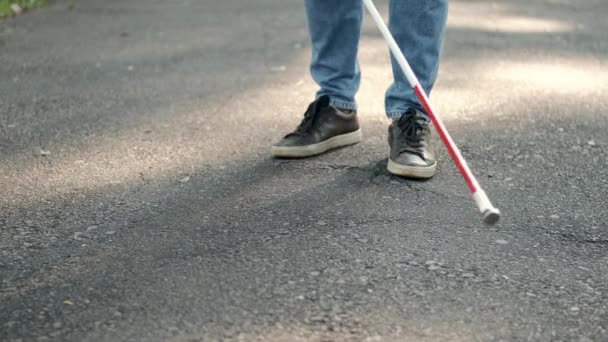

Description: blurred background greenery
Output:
[0,0,45,18]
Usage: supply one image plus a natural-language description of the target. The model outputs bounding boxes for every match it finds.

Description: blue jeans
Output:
[305,0,448,118]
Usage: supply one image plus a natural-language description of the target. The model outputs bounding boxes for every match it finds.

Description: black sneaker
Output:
[271,96,362,158]
[387,109,437,178]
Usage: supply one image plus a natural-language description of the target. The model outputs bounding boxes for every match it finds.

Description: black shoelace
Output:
[289,100,322,136]
[396,110,428,156]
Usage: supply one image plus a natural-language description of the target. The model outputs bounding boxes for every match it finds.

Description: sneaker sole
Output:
[387,158,437,179]
[271,129,362,158]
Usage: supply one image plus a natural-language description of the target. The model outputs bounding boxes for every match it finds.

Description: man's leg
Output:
[306,0,363,111]
[385,0,448,118]
[271,1,363,158]
[385,0,448,178]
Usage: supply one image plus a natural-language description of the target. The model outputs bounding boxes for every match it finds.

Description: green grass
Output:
[0,0,45,18]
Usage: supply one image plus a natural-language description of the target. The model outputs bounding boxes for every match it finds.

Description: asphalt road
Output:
[1,0,607,341]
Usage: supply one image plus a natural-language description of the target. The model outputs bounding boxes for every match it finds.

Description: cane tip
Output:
[482,208,501,225]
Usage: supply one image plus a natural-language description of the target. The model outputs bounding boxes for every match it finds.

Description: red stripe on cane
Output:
[414,85,477,194]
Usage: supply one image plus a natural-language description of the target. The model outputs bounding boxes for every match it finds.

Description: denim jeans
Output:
[305,0,448,118]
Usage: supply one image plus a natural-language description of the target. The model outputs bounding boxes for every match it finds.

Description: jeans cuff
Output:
[328,99,357,111]
[386,111,406,119]
[386,109,430,120]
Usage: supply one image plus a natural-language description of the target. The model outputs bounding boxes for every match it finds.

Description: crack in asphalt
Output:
[535,226,608,246]
[560,233,608,245]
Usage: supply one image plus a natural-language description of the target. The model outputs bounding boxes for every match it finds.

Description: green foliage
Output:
[0,0,45,18]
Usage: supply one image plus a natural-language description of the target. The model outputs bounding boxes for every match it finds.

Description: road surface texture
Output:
[1,0,607,341]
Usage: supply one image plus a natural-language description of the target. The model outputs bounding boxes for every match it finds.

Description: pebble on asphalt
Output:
[270,65,287,72]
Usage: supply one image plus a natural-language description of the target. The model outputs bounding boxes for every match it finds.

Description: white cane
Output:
[363,0,500,225]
